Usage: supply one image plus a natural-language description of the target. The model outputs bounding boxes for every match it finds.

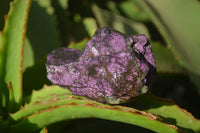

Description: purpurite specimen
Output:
[46,27,156,104]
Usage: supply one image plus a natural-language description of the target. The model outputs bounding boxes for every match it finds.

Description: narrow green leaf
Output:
[10,86,181,132]
[137,0,200,91]
[106,1,121,15]
[68,38,88,50]
[0,0,32,111]
[91,4,150,37]
[82,17,97,38]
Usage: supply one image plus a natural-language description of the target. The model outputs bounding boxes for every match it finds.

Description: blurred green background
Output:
[0,0,200,132]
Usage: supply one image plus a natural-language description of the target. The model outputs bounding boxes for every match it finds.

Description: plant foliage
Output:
[0,0,199,132]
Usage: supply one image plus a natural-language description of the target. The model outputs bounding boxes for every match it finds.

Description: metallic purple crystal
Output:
[46,27,156,104]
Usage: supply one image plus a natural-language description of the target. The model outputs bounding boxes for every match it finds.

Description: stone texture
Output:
[46,27,156,104]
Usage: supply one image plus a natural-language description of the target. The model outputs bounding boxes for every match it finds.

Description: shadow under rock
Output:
[121,93,197,133]
[151,73,200,119]
[23,58,51,102]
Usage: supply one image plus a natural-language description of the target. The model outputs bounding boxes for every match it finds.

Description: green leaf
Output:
[26,0,60,61]
[10,86,183,132]
[91,4,150,38]
[131,93,200,133]
[118,0,149,21]
[22,37,34,72]
[57,0,68,9]
[0,0,32,111]
[51,0,69,45]
[137,0,200,91]
[68,38,88,50]
[39,127,48,133]
[151,42,183,73]
[22,58,50,102]
[82,17,97,38]
[22,0,61,105]
[0,0,12,30]
[106,0,149,22]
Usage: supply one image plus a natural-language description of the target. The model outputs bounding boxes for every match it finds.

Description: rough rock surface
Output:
[46,27,156,104]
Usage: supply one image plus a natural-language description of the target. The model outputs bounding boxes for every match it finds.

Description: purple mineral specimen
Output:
[46,27,156,104]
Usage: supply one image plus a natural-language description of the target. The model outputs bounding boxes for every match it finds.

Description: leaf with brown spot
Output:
[0,0,32,112]
[9,85,194,132]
